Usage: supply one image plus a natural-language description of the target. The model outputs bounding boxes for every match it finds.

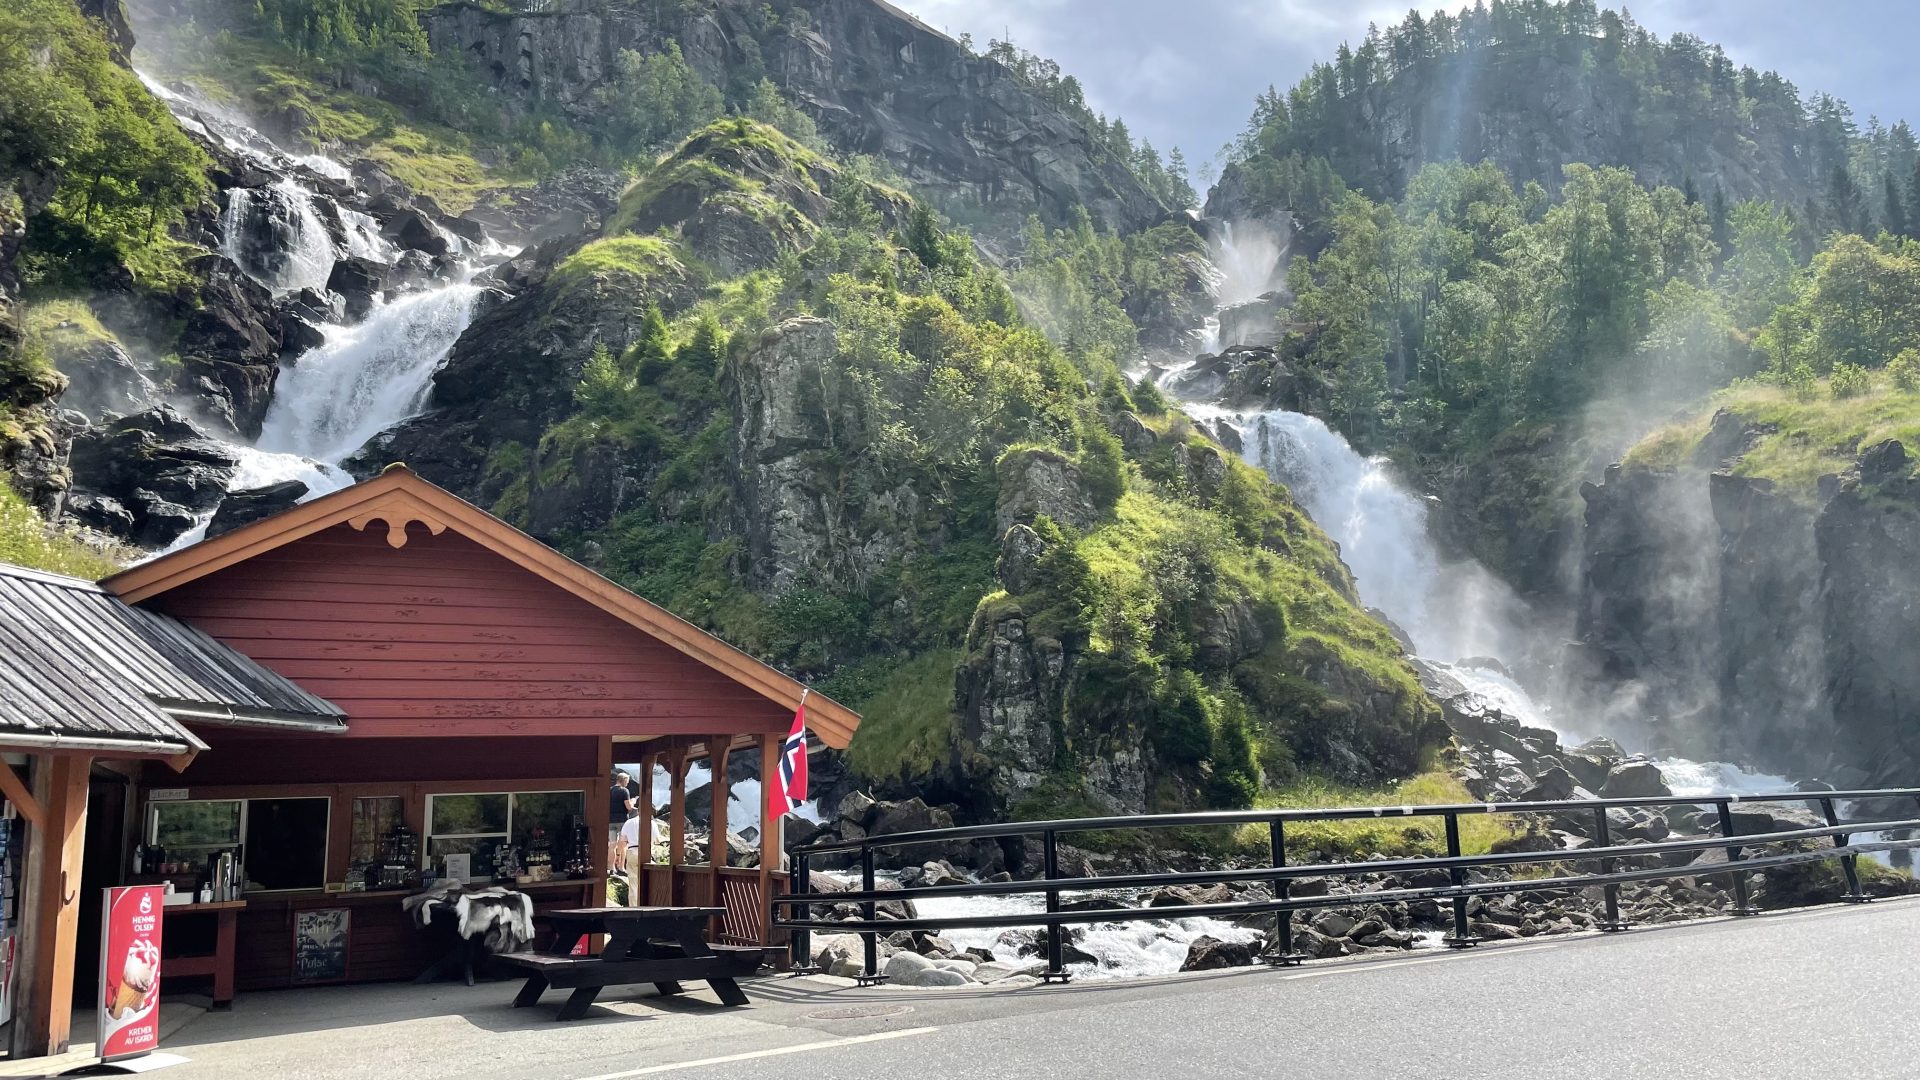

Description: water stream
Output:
[137,71,504,550]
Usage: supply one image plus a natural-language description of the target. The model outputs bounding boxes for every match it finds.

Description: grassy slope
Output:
[1627,376,1920,497]
[0,485,124,579]
[135,30,513,212]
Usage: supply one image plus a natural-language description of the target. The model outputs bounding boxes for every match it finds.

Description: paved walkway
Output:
[13,898,1920,1079]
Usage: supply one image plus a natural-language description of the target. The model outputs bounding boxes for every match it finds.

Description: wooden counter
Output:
[227,879,603,990]
[162,900,247,1007]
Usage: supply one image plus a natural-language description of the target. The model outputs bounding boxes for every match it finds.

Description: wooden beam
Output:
[666,751,686,908]
[0,757,44,829]
[708,743,731,940]
[13,754,91,1058]
[758,733,780,949]
[592,735,612,898]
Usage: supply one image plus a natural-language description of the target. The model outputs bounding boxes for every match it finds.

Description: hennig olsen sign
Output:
[97,885,163,1062]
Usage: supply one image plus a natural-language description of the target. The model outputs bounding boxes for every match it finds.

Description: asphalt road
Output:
[156,898,1920,1080]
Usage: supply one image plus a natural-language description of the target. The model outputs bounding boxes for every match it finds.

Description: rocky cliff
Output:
[419,0,1168,233]
[1572,406,1920,786]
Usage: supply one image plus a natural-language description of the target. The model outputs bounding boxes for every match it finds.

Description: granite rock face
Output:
[420,0,1168,233]
[1572,423,1920,788]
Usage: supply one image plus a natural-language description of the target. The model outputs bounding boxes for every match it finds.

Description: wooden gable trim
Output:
[102,467,861,749]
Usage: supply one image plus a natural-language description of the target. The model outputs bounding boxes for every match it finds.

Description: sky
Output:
[899,0,1920,185]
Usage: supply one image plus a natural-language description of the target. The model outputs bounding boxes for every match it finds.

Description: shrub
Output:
[1830,362,1872,399]
[1890,349,1920,392]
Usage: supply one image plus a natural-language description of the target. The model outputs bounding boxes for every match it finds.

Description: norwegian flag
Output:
[769,691,810,814]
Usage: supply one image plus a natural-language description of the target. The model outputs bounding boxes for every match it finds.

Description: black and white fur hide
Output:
[401,884,535,953]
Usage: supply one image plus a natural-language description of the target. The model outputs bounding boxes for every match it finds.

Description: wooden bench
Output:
[497,907,759,1021]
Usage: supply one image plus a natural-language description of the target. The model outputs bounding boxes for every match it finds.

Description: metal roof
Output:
[0,562,345,754]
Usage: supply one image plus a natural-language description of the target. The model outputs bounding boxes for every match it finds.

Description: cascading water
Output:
[1170,222,1793,795]
[257,283,482,464]
[219,180,337,295]
[137,71,506,550]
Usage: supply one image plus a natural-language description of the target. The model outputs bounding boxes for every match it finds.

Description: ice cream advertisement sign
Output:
[97,885,163,1061]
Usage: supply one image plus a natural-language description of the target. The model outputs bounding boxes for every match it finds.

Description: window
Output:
[148,797,329,892]
[349,796,406,869]
[243,798,329,891]
[151,800,241,862]
[426,791,584,882]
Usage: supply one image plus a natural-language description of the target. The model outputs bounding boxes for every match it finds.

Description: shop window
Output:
[150,800,241,864]
[426,791,584,882]
[349,796,407,868]
[148,797,328,891]
[243,798,329,891]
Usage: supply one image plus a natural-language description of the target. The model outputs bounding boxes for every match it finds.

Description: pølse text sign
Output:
[98,885,163,1062]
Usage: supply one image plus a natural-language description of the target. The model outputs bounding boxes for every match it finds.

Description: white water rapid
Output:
[137,71,505,551]
[1178,221,1794,793]
[257,283,483,464]
[219,180,338,295]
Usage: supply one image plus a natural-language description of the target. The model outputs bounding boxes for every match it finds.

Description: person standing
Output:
[609,770,636,873]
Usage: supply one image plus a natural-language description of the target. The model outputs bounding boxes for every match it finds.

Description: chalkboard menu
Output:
[292,908,349,984]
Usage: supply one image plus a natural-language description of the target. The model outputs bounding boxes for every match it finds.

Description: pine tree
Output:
[1908,156,1920,239]
[677,315,726,377]
[903,203,943,270]
[1709,187,1731,266]
[631,304,672,384]
[1827,164,1866,235]
[1887,171,1909,240]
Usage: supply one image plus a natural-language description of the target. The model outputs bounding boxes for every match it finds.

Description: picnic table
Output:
[497,907,760,1021]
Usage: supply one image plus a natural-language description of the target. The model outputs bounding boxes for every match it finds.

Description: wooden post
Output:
[666,751,686,907]
[709,742,731,939]
[13,754,92,1059]
[632,754,654,905]
[758,733,781,949]
[592,736,613,899]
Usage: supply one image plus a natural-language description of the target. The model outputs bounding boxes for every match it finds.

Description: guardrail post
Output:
[857,845,887,985]
[1716,801,1759,916]
[1442,811,1477,948]
[1820,797,1869,904]
[1592,806,1629,932]
[789,851,818,974]
[1262,818,1304,966]
[1041,830,1070,983]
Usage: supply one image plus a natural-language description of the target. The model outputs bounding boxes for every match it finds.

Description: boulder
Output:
[995,446,1095,535]
[66,406,238,546]
[206,480,308,538]
[1179,935,1258,971]
[1518,765,1578,803]
[1146,883,1236,908]
[383,205,451,257]
[1599,760,1672,800]
[1310,911,1357,938]
[327,257,387,321]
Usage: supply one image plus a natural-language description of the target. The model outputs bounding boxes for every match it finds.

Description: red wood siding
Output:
[148,524,791,739]
[166,734,598,787]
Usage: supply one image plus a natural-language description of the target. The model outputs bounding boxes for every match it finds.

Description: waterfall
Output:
[134,69,506,551]
[1210,217,1291,308]
[218,179,337,295]
[1159,219,1790,792]
[257,283,482,464]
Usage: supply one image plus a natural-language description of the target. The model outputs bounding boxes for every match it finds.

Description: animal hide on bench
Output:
[401,884,535,953]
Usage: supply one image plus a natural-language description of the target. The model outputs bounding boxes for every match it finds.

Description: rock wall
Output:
[419,0,1167,232]
[1571,422,1920,785]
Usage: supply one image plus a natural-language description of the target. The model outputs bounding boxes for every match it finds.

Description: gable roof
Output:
[103,466,861,748]
[0,562,346,757]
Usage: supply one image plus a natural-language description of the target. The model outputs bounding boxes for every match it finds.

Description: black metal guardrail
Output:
[770,788,1920,985]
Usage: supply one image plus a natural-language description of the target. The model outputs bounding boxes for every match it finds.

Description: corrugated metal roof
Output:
[0,562,345,753]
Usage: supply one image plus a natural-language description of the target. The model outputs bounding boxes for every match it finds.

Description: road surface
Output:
[155,897,1920,1080]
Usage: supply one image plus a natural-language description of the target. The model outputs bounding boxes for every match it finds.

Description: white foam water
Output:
[219,179,337,295]
[257,283,482,464]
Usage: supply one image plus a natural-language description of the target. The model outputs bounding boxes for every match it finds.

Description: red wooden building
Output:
[87,465,858,996]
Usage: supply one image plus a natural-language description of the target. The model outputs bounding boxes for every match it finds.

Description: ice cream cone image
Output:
[109,981,143,1019]
[110,940,160,1019]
